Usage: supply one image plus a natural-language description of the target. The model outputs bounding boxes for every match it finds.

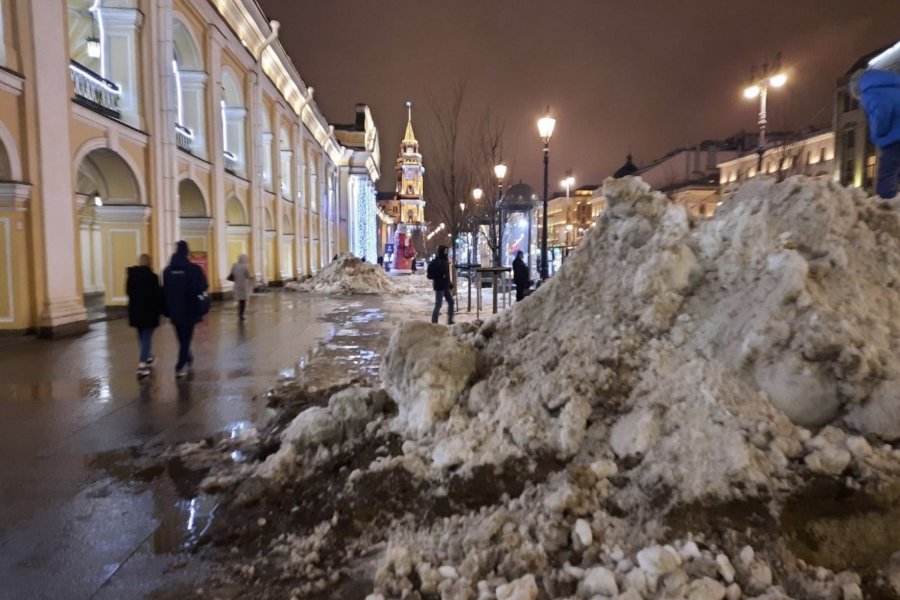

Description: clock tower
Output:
[390,101,426,273]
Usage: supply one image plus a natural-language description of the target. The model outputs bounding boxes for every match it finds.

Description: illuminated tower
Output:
[391,101,426,273]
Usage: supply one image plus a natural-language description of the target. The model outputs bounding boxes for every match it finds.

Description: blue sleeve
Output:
[865,93,892,138]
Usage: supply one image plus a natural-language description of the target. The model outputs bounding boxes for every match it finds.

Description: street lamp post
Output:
[471,187,483,264]
[537,108,556,281]
[743,52,787,172]
[493,163,507,266]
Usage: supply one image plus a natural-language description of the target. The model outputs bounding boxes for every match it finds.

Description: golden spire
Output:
[403,100,417,143]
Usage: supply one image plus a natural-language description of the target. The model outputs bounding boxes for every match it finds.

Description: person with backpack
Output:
[229,254,252,321]
[427,245,454,325]
[852,68,900,199]
[126,254,164,378]
[163,240,208,378]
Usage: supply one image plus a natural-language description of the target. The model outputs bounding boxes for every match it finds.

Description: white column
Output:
[28,0,87,333]
[208,26,227,292]
[297,155,307,275]
[91,222,104,292]
[149,0,179,269]
[249,72,265,282]
[100,7,143,129]
[0,0,7,67]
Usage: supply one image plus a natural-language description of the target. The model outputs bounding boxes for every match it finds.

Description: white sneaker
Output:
[137,363,151,378]
[175,368,188,379]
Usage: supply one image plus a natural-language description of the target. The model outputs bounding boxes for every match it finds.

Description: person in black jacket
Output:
[427,245,454,325]
[512,250,531,302]
[163,240,208,378]
[126,254,163,378]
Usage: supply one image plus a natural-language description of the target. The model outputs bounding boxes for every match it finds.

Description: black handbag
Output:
[227,271,235,282]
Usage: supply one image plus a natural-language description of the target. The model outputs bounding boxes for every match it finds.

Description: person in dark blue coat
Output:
[854,68,900,199]
[427,245,454,325]
[163,240,208,378]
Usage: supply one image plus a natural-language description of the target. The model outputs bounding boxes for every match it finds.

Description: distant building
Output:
[631,141,744,217]
[833,41,900,193]
[718,130,835,196]
[535,184,603,274]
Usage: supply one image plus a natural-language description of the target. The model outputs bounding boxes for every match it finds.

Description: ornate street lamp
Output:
[493,163,507,266]
[537,108,556,280]
[743,52,787,172]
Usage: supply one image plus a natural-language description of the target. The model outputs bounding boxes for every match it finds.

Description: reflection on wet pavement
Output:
[0,290,423,599]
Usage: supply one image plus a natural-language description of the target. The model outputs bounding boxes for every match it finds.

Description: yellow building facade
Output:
[0,0,380,336]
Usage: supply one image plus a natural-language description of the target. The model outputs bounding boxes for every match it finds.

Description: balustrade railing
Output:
[175,124,194,153]
[69,61,121,119]
[224,151,237,173]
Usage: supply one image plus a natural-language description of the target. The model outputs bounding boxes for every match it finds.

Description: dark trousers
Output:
[137,328,154,363]
[516,285,527,302]
[173,320,195,370]
[877,142,900,200]
[238,300,246,319]
[432,289,454,324]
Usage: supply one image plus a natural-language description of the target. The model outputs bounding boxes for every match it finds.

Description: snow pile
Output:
[381,175,900,505]
[286,253,398,295]
[253,385,390,485]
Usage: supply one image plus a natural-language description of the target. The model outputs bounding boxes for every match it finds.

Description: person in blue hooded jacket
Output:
[853,68,900,199]
[163,240,208,378]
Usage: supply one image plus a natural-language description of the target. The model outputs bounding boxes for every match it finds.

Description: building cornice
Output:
[0,183,31,211]
[208,0,369,169]
[180,216,214,232]
[0,68,24,97]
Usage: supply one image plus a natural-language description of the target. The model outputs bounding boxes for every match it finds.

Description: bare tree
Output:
[770,136,805,182]
[424,78,473,264]
[471,110,507,266]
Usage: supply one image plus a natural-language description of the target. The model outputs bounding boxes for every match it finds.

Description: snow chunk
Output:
[637,545,682,575]
[579,565,619,596]
[495,574,538,600]
[381,321,476,436]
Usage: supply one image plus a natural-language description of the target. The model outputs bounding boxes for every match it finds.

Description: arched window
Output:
[221,70,246,174]
[172,19,207,157]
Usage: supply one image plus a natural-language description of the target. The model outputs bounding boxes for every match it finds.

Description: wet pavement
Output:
[0,292,358,598]
[0,279,482,599]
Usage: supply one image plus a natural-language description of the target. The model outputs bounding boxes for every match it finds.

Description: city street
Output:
[0,288,445,599]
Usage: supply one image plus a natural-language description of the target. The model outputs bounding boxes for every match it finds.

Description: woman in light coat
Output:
[230,254,253,321]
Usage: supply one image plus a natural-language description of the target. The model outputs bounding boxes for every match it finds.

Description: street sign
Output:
[385,243,395,253]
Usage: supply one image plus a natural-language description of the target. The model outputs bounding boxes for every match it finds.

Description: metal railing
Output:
[175,124,193,153]
[224,151,237,173]
[69,60,121,119]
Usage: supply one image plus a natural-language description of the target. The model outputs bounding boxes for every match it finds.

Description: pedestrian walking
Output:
[163,240,209,378]
[512,250,532,302]
[126,254,163,378]
[852,68,900,199]
[427,245,454,325]
[229,254,252,321]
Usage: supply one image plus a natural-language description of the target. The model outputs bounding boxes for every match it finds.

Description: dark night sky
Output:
[257,0,898,193]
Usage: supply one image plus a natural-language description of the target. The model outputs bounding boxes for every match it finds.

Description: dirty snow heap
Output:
[286,253,398,295]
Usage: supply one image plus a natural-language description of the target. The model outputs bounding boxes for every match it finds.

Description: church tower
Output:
[395,101,425,221]
[390,101,426,273]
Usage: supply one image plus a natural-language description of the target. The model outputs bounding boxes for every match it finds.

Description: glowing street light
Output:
[472,187,483,201]
[742,52,788,171]
[537,107,556,280]
[493,163,508,266]
[561,171,575,198]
